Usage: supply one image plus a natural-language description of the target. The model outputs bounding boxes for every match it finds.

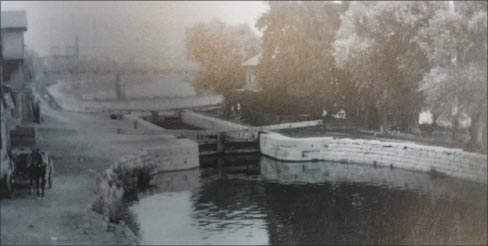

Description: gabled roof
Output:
[1,11,27,30]
[242,53,261,67]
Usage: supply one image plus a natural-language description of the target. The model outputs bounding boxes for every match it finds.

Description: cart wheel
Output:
[6,173,15,198]
[48,164,53,189]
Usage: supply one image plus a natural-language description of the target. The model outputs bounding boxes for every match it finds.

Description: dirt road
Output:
[1,90,176,245]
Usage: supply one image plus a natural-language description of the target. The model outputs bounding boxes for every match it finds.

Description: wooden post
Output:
[217,132,224,154]
[217,158,224,177]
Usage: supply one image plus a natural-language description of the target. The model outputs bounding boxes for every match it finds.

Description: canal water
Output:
[132,156,487,245]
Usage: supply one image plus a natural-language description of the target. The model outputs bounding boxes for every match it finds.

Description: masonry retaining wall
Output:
[96,142,199,217]
[49,83,223,113]
[260,132,487,183]
[144,138,199,171]
[124,114,166,133]
[181,110,248,130]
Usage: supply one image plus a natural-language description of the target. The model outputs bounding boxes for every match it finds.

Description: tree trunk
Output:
[381,111,388,134]
[408,111,422,136]
[431,112,439,127]
[361,104,369,129]
[451,113,460,143]
[468,112,481,151]
[469,111,487,153]
[482,114,487,153]
[370,105,381,130]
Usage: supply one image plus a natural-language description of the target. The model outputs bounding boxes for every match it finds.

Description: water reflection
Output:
[260,157,486,204]
[191,178,269,245]
[133,166,269,245]
[133,156,487,245]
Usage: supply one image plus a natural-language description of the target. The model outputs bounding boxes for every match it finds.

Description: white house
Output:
[240,53,262,92]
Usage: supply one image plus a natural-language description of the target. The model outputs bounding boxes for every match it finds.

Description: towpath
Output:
[0,83,179,245]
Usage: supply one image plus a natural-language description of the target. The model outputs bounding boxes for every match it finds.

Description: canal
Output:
[132,156,487,245]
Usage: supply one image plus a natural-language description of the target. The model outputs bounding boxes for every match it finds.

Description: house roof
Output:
[242,53,261,67]
[1,11,27,30]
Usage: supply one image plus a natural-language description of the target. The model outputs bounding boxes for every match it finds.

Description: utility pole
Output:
[74,35,80,78]
[115,71,124,100]
[74,35,79,60]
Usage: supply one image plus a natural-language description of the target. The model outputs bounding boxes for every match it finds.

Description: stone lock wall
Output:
[95,143,199,220]
[181,110,248,130]
[144,138,199,171]
[260,132,488,183]
[97,140,199,205]
[48,83,223,113]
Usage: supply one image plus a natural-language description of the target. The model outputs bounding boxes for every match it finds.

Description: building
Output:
[1,89,17,152]
[240,53,262,92]
[1,10,37,151]
[1,10,35,123]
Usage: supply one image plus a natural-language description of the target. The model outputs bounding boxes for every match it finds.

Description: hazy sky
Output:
[1,1,269,67]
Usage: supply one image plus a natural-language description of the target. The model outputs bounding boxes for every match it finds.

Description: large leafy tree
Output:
[333,1,443,131]
[185,19,259,95]
[256,1,350,115]
[418,1,487,149]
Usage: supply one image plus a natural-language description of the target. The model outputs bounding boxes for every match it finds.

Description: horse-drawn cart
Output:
[2,148,54,198]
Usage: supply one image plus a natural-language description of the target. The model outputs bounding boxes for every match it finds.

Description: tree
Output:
[333,2,443,131]
[418,1,487,150]
[256,1,350,115]
[184,19,259,95]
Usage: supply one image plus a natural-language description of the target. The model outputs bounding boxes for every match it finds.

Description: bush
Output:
[109,200,140,236]
[112,162,156,201]
[91,195,105,214]
[91,151,157,237]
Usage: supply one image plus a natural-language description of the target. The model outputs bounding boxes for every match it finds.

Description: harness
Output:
[33,152,46,168]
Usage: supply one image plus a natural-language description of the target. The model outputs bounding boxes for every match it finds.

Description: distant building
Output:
[240,53,262,92]
[1,88,17,152]
[1,10,35,122]
[1,10,37,150]
[223,53,262,117]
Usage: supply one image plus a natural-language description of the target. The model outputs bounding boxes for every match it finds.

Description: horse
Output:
[28,150,53,197]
